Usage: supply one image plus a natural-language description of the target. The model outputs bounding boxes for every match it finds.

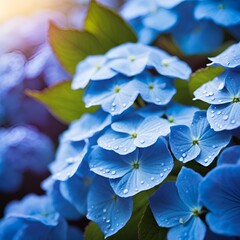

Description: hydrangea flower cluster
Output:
[1,1,240,240]
[121,0,240,54]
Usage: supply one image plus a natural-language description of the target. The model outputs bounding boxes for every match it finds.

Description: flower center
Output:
[232,97,240,103]
[191,207,201,216]
[148,83,154,90]
[168,116,174,123]
[162,59,169,67]
[192,139,199,145]
[114,86,121,93]
[132,161,139,169]
[131,132,138,138]
[128,55,136,62]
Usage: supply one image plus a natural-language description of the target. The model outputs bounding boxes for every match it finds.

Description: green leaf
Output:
[48,23,106,74]
[26,80,97,124]
[138,206,168,240]
[85,1,137,50]
[189,66,225,94]
[173,79,193,106]
[84,222,104,240]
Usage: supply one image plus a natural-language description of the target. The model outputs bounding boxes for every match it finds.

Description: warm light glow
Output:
[0,0,63,23]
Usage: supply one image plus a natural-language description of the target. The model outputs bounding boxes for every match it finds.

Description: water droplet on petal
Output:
[140,180,144,184]
[179,157,183,162]
[103,209,107,213]
[112,102,116,107]
[111,170,116,175]
[123,189,128,194]
[182,153,187,158]
[122,103,127,108]
[140,139,145,144]
[160,173,164,177]
[231,120,236,124]
[223,115,228,120]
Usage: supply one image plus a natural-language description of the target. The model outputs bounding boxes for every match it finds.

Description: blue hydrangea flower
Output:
[200,165,240,236]
[133,71,176,105]
[89,138,173,197]
[0,52,25,96]
[194,70,240,131]
[72,55,117,89]
[105,43,192,80]
[50,137,88,181]
[105,43,153,77]
[218,145,240,165]
[5,194,61,226]
[25,43,70,86]
[171,1,224,55]
[194,1,240,27]
[121,0,180,44]
[169,111,231,166]
[138,102,199,127]
[1,126,54,174]
[0,194,74,240]
[98,114,170,155]
[87,176,133,238]
[83,75,140,115]
[150,167,206,240]
[148,49,192,80]
[42,178,81,220]
[58,160,95,215]
[63,109,112,142]
[208,42,240,69]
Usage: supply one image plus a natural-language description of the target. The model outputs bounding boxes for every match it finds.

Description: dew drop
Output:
[223,115,228,120]
[106,219,110,223]
[140,139,145,144]
[106,169,110,173]
[179,218,185,224]
[204,159,208,163]
[151,177,154,181]
[111,170,116,175]
[182,153,187,158]
[113,146,119,150]
[123,188,129,194]
[211,113,215,118]
[103,209,107,213]
[155,98,161,103]
[140,180,144,184]
[160,173,164,177]
[111,107,115,112]
[112,102,116,107]
[231,120,236,124]
[179,157,184,162]
[217,111,221,115]
[122,103,127,108]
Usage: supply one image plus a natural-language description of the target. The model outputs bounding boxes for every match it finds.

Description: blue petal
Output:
[173,19,224,55]
[157,0,185,9]
[176,167,203,209]
[194,2,240,27]
[143,8,177,31]
[63,109,112,141]
[50,140,88,181]
[193,73,232,104]
[168,217,206,240]
[196,125,231,166]
[111,115,144,133]
[218,146,240,165]
[209,42,240,68]
[89,146,132,179]
[110,138,173,197]
[106,43,151,76]
[97,128,136,155]
[59,169,93,215]
[165,102,199,126]
[134,72,176,105]
[87,176,133,238]
[135,116,171,147]
[207,103,240,131]
[169,125,201,163]
[137,104,165,118]
[149,49,192,80]
[47,181,81,220]
[83,76,139,115]
[72,55,116,89]
[150,182,192,228]
[191,111,209,139]
[200,165,240,236]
